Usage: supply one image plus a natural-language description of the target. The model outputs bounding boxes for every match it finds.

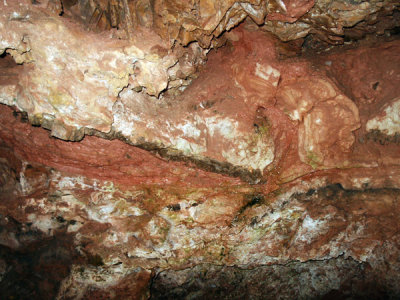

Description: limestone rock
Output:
[263,0,399,44]
[366,98,400,137]
[0,1,206,132]
[1,151,400,297]
[1,0,399,180]
[39,0,399,49]
[0,0,400,298]
[276,76,360,168]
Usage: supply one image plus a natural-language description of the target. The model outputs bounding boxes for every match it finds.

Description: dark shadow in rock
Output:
[0,227,77,300]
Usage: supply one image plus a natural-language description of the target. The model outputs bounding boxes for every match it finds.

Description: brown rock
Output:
[0,1,400,298]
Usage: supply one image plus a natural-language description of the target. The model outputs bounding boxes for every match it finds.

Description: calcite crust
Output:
[0,0,400,298]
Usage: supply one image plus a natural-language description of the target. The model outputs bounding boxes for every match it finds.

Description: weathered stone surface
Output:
[57,265,151,300]
[150,258,395,299]
[263,0,399,44]
[0,0,207,131]
[1,1,399,181]
[276,76,360,169]
[1,151,400,298]
[44,0,399,48]
[2,25,400,181]
[324,39,400,120]
[0,105,240,187]
[0,0,400,298]
[367,98,400,137]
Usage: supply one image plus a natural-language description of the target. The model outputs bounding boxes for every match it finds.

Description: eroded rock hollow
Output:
[1,0,400,299]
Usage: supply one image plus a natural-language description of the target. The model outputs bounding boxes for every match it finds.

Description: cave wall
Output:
[0,0,400,299]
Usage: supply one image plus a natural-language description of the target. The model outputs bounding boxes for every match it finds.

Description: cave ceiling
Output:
[0,0,399,181]
[0,0,400,299]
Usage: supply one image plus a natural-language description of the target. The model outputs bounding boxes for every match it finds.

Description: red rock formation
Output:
[0,0,400,299]
[0,105,240,187]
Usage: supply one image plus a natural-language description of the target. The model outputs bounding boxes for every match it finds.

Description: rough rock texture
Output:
[150,258,392,299]
[1,147,400,298]
[43,0,400,47]
[1,0,400,299]
[1,0,399,180]
[0,0,207,126]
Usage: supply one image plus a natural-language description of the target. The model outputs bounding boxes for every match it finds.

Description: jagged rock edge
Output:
[15,106,263,184]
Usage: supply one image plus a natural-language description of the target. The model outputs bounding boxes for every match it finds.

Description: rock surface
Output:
[0,0,400,299]
[0,0,399,179]
[151,258,394,299]
[1,147,400,298]
[42,0,400,47]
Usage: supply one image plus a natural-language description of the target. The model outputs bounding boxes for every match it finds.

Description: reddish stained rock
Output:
[0,105,240,187]
[173,25,399,181]
[2,26,400,188]
[1,10,398,183]
[80,269,151,300]
[323,39,400,127]
[314,39,400,169]
[1,117,400,298]
[0,3,400,299]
